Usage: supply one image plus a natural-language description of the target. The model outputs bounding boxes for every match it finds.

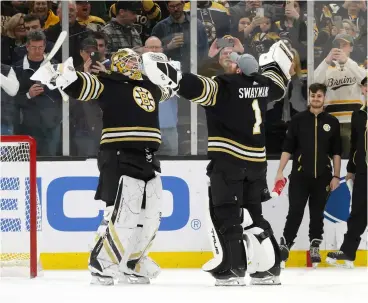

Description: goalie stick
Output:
[39,31,69,102]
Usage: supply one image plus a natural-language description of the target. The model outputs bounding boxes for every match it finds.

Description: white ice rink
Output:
[1,269,368,303]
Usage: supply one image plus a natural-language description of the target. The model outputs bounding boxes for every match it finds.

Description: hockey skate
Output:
[90,272,114,286]
[279,237,292,269]
[250,264,281,285]
[309,239,322,268]
[213,269,246,286]
[118,273,150,284]
[326,251,354,269]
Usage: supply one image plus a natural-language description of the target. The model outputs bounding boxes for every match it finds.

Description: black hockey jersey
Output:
[178,70,287,167]
[347,106,367,175]
[64,71,170,152]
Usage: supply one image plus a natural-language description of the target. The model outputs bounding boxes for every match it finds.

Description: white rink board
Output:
[0,160,366,253]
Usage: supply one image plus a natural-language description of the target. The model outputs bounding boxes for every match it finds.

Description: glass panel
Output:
[314,0,367,159]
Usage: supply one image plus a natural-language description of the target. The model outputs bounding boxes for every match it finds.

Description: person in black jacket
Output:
[275,83,342,268]
[326,76,367,268]
[45,1,90,67]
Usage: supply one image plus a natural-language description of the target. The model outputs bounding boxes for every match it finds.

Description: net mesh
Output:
[0,141,42,275]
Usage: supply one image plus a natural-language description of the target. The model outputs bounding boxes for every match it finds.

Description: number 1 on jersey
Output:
[252,99,262,134]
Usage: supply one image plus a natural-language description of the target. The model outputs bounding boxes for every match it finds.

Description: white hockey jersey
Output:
[314,58,366,123]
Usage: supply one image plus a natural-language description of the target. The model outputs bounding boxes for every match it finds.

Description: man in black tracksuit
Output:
[275,83,342,267]
[326,76,367,267]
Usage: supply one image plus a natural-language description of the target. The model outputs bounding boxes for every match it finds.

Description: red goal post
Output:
[0,135,40,278]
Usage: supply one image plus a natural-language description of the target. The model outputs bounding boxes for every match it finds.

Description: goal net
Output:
[0,136,42,278]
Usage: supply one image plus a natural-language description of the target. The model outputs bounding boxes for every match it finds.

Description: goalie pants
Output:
[95,148,160,206]
[283,170,332,245]
[207,159,280,273]
[340,172,367,260]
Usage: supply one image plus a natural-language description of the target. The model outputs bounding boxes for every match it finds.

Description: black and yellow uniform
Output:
[340,105,367,260]
[281,110,341,247]
[65,71,170,205]
[177,68,287,279]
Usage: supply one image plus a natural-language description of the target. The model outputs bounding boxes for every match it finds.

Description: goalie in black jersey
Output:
[143,41,294,286]
[31,48,174,286]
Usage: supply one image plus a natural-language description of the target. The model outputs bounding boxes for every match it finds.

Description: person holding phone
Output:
[79,37,107,74]
[314,33,366,158]
[13,30,62,156]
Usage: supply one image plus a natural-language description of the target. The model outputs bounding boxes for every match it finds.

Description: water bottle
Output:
[271,177,287,197]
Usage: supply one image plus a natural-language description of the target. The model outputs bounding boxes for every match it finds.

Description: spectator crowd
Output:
[1,0,367,157]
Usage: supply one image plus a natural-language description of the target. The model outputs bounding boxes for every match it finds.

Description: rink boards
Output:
[1,160,367,269]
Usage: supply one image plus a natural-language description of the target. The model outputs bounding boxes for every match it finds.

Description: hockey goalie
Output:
[31,48,175,285]
[142,41,293,286]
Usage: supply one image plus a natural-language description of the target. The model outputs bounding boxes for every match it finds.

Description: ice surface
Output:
[1,269,367,303]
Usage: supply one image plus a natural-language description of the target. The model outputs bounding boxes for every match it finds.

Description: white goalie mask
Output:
[110,48,143,80]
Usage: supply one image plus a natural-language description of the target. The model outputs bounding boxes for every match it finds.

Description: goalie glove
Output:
[141,52,182,89]
[30,57,77,91]
[259,40,294,81]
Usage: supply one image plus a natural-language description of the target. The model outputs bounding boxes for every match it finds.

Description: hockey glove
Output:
[141,52,182,89]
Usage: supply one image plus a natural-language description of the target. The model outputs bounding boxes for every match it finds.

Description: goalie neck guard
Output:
[111,48,143,80]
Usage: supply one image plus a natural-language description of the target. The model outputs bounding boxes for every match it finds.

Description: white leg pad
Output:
[202,189,224,272]
[89,175,145,277]
[124,175,163,278]
[244,227,275,274]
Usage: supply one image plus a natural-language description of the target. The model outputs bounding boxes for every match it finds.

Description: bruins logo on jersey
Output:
[133,87,155,112]
[203,21,216,44]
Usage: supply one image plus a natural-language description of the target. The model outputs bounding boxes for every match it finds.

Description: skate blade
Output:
[250,276,281,285]
[118,275,150,285]
[90,275,114,286]
[326,257,354,269]
[280,261,286,269]
[312,262,320,269]
[215,277,245,286]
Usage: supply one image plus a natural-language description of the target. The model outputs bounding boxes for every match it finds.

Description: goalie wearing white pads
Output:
[31,48,173,285]
[142,41,293,286]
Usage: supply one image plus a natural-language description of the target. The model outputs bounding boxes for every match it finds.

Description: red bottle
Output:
[271,177,287,197]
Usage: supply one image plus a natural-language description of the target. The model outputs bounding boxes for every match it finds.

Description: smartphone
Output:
[35,80,44,88]
[217,38,234,48]
[255,7,264,18]
[90,52,100,66]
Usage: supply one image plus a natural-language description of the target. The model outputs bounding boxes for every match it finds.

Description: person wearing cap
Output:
[69,37,103,157]
[314,32,366,158]
[109,1,162,44]
[275,83,342,269]
[142,40,293,286]
[101,1,142,56]
[76,1,106,32]
[326,76,367,268]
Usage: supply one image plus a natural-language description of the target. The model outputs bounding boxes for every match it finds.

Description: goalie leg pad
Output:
[125,175,163,278]
[202,185,246,275]
[242,209,277,273]
[89,175,145,277]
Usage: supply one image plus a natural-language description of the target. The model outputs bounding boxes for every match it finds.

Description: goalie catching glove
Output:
[30,57,77,91]
[141,52,182,89]
[259,40,294,81]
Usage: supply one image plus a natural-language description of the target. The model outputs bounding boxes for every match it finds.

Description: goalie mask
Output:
[110,48,142,80]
